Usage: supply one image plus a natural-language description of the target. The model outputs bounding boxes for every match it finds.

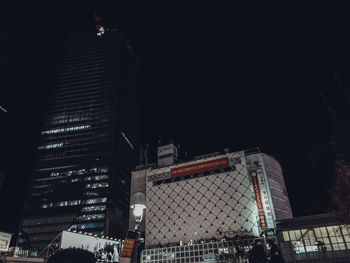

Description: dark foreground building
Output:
[18,32,139,251]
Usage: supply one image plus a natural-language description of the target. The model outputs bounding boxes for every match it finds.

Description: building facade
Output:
[129,145,292,262]
[277,213,350,263]
[18,32,139,250]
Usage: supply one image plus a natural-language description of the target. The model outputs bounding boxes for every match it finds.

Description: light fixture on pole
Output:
[130,192,146,228]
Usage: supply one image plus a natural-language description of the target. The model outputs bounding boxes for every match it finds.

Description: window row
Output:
[69,222,105,230]
[41,125,91,135]
[143,242,231,255]
[30,233,58,242]
[49,116,91,125]
[22,215,75,226]
[282,225,350,253]
[42,199,81,208]
[85,175,109,181]
[81,205,106,212]
[86,197,107,204]
[50,167,108,177]
[23,223,69,234]
[77,214,105,221]
[86,182,109,189]
[38,143,63,150]
[39,140,109,152]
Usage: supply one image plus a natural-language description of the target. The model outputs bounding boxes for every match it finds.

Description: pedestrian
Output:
[249,239,267,263]
[268,239,285,263]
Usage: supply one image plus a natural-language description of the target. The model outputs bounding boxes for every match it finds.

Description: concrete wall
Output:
[261,153,293,220]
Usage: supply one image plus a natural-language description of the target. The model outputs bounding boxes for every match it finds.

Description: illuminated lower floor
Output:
[277,213,350,262]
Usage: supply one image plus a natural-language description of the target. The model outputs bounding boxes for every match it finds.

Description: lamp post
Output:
[130,192,146,263]
[131,192,146,230]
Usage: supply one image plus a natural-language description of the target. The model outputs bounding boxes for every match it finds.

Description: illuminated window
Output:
[68,200,81,206]
[41,203,53,208]
[327,226,345,251]
[44,200,81,208]
[81,205,106,212]
[282,231,290,241]
[84,191,99,196]
[77,169,86,175]
[38,143,64,150]
[49,167,108,178]
[80,222,104,229]
[85,197,107,204]
[54,201,68,207]
[86,183,109,189]
[77,214,105,221]
[50,172,60,177]
[84,175,109,181]
[41,125,90,135]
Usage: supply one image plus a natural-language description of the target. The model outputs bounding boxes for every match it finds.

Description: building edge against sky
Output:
[129,144,292,250]
[17,31,140,251]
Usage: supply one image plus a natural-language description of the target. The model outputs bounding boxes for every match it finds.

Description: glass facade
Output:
[278,220,350,262]
[18,32,139,251]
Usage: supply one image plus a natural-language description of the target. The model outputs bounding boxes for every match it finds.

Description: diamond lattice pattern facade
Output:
[131,149,292,249]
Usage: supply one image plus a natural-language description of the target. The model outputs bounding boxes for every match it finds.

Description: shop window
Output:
[282,231,290,241]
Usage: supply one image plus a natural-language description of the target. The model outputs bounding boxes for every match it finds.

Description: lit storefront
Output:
[140,239,255,263]
[276,214,350,262]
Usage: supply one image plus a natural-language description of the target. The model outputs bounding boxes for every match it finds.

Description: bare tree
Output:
[331,162,350,221]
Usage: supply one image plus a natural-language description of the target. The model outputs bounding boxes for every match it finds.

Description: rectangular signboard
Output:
[256,170,274,229]
[61,231,122,263]
[171,157,229,178]
[120,238,135,258]
[0,232,12,252]
[251,171,268,229]
[119,231,138,263]
[247,154,275,230]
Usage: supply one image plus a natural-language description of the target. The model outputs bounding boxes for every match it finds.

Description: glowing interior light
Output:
[96,25,105,36]
[133,204,145,218]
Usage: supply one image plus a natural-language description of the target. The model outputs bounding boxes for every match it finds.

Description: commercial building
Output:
[276,213,350,263]
[129,144,292,262]
[18,31,139,251]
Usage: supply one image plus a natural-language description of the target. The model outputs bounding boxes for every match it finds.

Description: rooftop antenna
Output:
[92,6,118,36]
[140,144,150,165]
[93,6,105,36]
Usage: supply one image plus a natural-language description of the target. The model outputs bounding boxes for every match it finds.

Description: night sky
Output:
[1,1,350,233]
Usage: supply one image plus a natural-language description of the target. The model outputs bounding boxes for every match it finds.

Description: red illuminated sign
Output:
[171,157,229,178]
[120,238,135,258]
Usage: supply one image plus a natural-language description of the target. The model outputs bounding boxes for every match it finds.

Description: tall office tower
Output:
[18,32,139,251]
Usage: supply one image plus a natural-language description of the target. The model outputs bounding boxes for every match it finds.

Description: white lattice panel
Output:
[144,152,260,248]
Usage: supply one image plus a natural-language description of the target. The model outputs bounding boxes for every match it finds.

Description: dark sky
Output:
[1,0,350,233]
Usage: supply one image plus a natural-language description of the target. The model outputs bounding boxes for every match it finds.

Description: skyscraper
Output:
[18,32,139,251]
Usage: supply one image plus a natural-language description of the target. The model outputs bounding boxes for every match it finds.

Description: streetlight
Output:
[130,192,146,229]
[129,192,146,263]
